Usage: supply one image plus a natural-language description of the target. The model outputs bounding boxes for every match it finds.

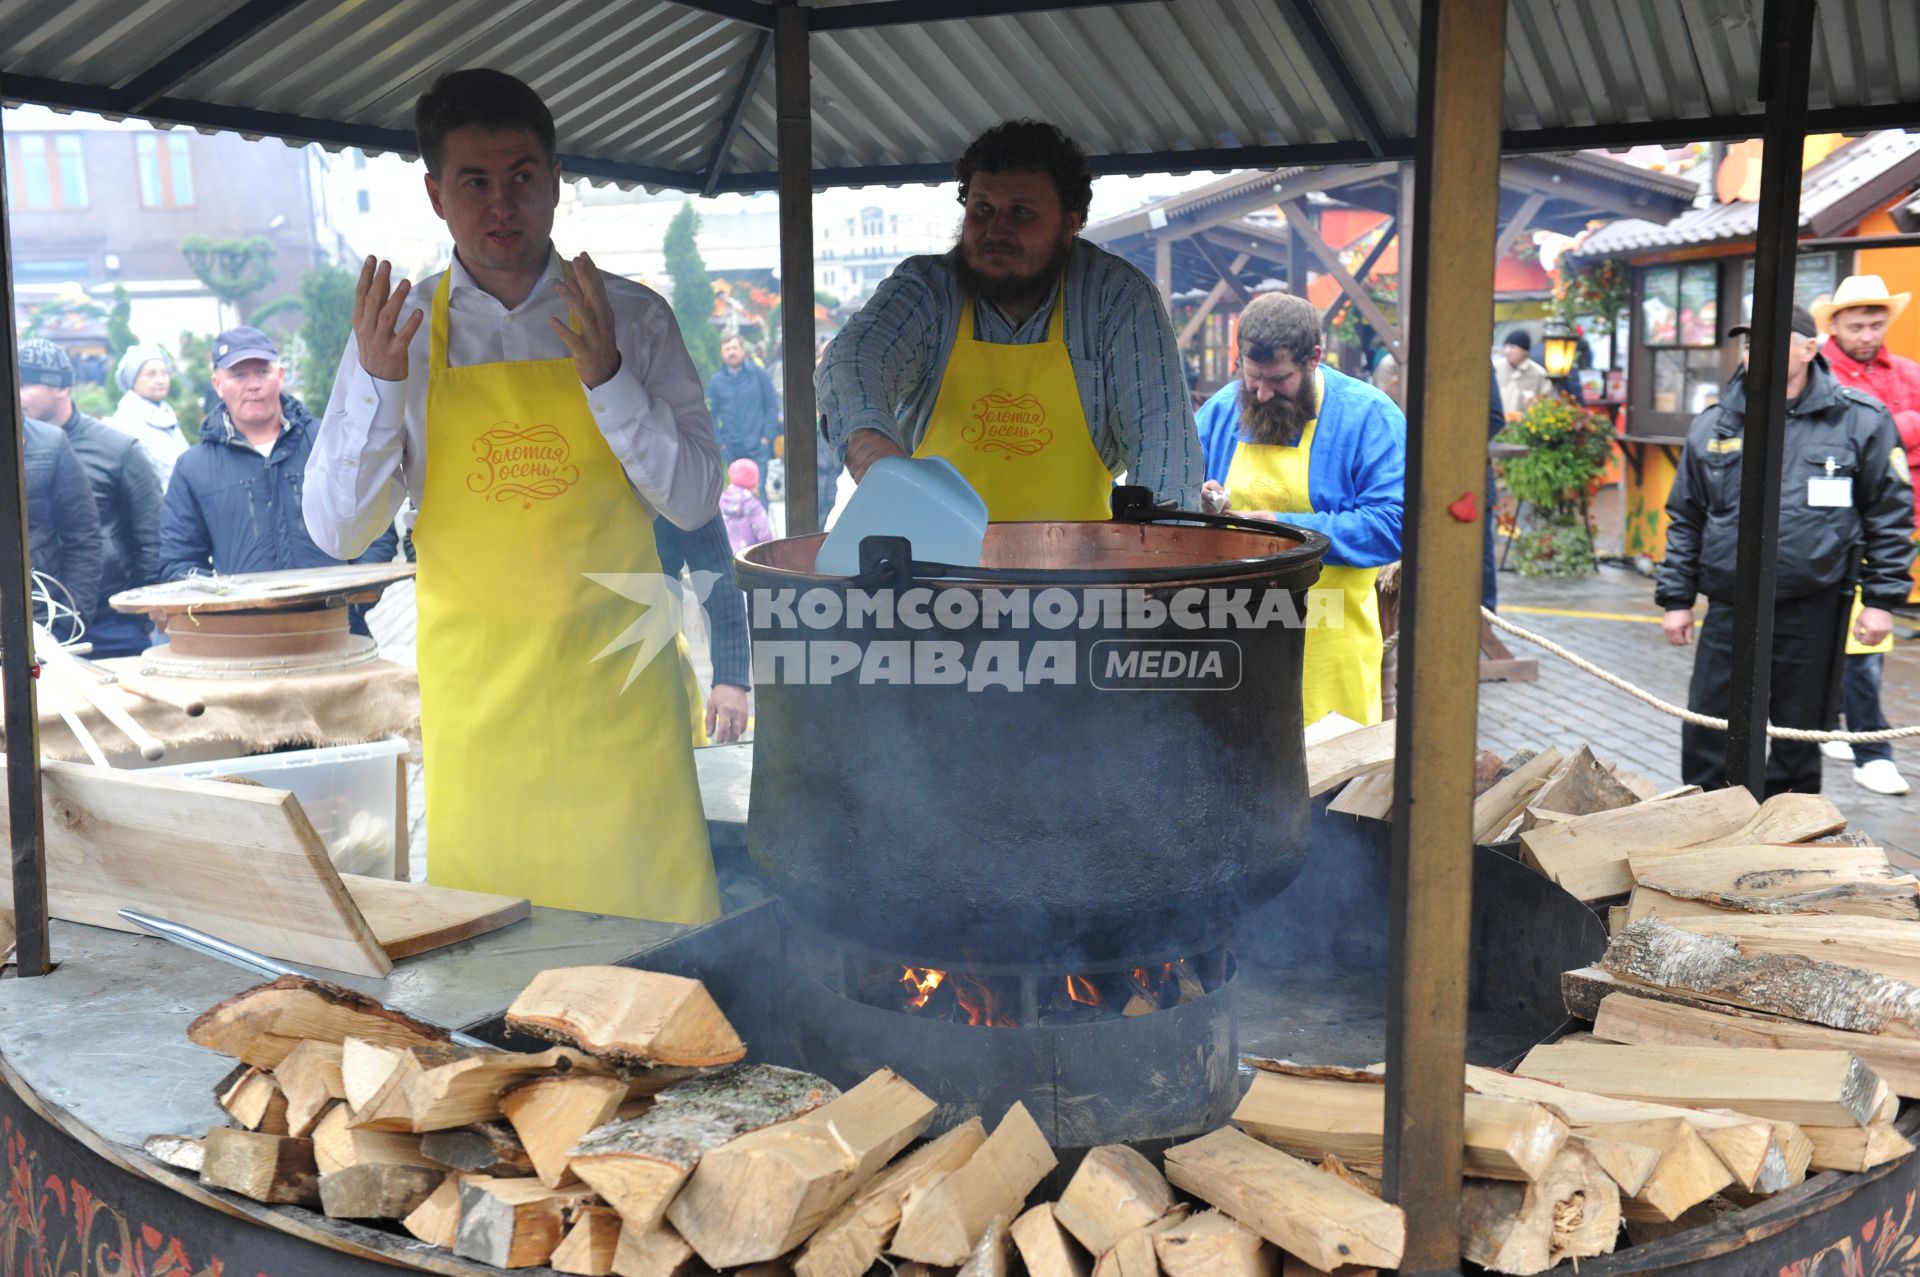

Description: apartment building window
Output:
[8,135,88,210]
[136,133,194,208]
[357,190,372,213]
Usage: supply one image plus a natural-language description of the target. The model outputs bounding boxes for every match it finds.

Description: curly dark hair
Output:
[955,120,1093,220]
[1237,292,1322,366]
[414,69,556,177]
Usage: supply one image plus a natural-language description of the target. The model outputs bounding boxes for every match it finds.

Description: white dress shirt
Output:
[304,247,725,559]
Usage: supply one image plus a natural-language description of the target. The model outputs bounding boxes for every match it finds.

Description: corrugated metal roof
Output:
[1576,130,1920,256]
[2,0,1918,193]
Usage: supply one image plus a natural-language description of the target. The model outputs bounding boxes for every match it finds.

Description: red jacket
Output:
[1824,339,1920,528]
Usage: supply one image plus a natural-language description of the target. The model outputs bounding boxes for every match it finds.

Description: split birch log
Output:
[500,1072,629,1187]
[570,1063,838,1233]
[1092,1207,1189,1277]
[277,1039,346,1137]
[1593,990,1920,1097]
[1700,792,1846,846]
[1597,919,1920,1034]
[958,1213,1013,1277]
[892,1102,1058,1266]
[143,1133,206,1174]
[1517,788,1759,901]
[1465,1065,1796,1194]
[1458,1143,1620,1275]
[551,1205,625,1276]
[319,1162,445,1219]
[1053,1144,1177,1254]
[1153,1208,1274,1277]
[1529,745,1638,820]
[454,1175,599,1269]
[1627,879,1920,923]
[1516,1042,1882,1128]
[668,1068,936,1268]
[794,1117,986,1277]
[1306,720,1395,796]
[188,975,449,1068]
[506,966,747,1068]
[312,1103,438,1175]
[1570,1118,1731,1220]
[402,1173,464,1247]
[1232,1070,1567,1181]
[422,1121,536,1176]
[1327,768,1393,820]
[1011,1203,1092,1277]
[1162,1127,1405,1272]
[1626,843,1895,894]
[200,1127,320,1205]
[1801,1121,1917,1172]
[1645,913,1920,986]
[1569,1132,1661,1197]
[1471,747,1564,844]
[610,1222,696,1277]
[215,1065,290,1134]
[343,1037,407,1112]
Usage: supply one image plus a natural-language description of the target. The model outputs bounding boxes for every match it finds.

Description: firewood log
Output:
[1707,792,1846,846]
[1458,1142,1620,1274]
[1516,1042,1883,1128]
[794,1117,986,1277]
[1162,1127,1404,1272]
[1571,1117,1731,1221]
[1802,1120,1915,1171]
[550,1205,624,1275]
[343,1037,408,1111]
[957,1213,1012,1277]
[188,975,448,1068]
[200,1127,320,1205]
[312,1103,438,1175]
[609,1221,695,1277]
[403,1173,463,1247]
[142,1134,206,1174]
[454,1175,599,1269]
[1517,788,1759,901]
[422,1121,536,1176]
[1092,1206,1188,1277]
[352,1042,610,1133]
[1153,1208,1273,1277]
[891,1102,1058,1266]
[501,1073,628,1187]
[1568,1133,1660,1197]
[215,1065,290,1134]
[1010,1203,1091,1277]
[668,1068,936,1268]
[570,1064,837,1233]
[1053,1144,1177,1255]
[1528,745,1638,818]
[319,1162,445,1219]
[277,1039,346,1136]
[506,966,747,1068]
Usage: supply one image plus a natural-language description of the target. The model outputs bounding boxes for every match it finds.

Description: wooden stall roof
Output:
[2,0,1917,194]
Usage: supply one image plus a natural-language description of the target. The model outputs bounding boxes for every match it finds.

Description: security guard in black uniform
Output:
[1658,304,1915,795]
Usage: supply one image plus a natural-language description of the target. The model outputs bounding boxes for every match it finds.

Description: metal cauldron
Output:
[735,490,1328,964]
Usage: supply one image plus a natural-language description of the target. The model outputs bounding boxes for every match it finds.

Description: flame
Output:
[1065,974,1102,1007]
[899,966,945,1009]
[951,972,1018,1028]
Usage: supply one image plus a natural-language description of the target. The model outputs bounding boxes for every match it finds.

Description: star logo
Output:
[584,570,730,691]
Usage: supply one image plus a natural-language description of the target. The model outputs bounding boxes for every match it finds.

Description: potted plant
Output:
[1495,394,1614,577]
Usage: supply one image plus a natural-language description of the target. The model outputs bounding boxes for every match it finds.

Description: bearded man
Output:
[818,120,1201,520]
[1196,291,1407,725]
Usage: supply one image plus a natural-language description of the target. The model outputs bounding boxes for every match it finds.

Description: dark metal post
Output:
[774,1,819,535]
[1383,0,1506,1268]
[0,111,52,975]
[1727,0,1817,797]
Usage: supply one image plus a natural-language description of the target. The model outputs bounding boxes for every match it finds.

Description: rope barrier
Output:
[1479,605,1920,744]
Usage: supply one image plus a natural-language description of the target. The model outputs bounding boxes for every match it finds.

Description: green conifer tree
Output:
[665,202,721,383]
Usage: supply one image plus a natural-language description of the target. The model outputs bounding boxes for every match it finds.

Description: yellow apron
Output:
[678,635,709,746]
[1846,587,1894,656]
[913,282,1114,521]
[1224,374,1384,725]
[414,270,719,923]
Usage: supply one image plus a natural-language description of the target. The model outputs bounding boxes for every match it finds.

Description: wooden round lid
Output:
[110,563,416,616]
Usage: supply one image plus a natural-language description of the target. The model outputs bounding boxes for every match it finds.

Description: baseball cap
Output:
[17,338,74,388]
[211,326,280,370]
[1728,304,1818,341]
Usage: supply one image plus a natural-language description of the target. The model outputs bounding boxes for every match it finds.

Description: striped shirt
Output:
[817,239,1203,508]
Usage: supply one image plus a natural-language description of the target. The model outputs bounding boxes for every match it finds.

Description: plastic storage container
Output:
[149,737,410,878]
[814,455,988,575]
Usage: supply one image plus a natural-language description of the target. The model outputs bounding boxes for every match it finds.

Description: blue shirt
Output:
[817,239,1202,508]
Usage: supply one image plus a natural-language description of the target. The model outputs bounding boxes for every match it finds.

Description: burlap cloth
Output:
[24,656,421,763]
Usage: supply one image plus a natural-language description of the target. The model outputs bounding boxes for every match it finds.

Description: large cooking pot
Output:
[735,490,1328,964]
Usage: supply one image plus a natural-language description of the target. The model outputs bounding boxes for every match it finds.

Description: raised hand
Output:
[353,257,422,382]
[552,252,622,389]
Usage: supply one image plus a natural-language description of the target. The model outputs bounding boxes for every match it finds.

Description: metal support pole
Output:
[0,111,52,976]
[1727,0,1817,797]
[1383,0,1507,1268]
[774,1,819,534]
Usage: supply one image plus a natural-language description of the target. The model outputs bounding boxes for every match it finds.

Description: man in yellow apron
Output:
[818,121,1202,519]
[302,69,721,923]
[1195,292,1407,725]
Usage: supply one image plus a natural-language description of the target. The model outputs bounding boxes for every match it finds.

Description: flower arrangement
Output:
[1496,393,1615,577]
[1550,257,1630,328]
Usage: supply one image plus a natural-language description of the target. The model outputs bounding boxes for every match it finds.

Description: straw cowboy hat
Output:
[1812,274,1911,331]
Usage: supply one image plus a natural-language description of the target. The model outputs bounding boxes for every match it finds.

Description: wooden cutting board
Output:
[0,761,526,976]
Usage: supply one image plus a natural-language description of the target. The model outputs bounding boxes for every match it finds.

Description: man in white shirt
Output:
[303,68,724,923]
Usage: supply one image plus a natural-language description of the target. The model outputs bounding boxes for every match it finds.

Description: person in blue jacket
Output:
[1196,291,1406,725]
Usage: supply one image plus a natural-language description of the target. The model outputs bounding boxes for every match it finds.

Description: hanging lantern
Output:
[1541,318,1579,379]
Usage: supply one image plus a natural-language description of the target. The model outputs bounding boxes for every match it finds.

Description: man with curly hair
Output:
[818,120,1201,520]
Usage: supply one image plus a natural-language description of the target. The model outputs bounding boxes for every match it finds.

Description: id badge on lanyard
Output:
[1808,455,1851,508]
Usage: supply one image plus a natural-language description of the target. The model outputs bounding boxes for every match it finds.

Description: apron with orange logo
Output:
[913,282,1115,521]
[413,269,719,923]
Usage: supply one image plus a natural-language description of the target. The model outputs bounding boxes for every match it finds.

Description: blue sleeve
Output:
[677,514,751,691]
[1193,383,1241,484]
[1292,395,1406,569]
[158,466,215,581]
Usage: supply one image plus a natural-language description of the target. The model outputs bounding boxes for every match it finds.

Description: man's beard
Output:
[1239,377,1316,445]
[949,226,1076,313]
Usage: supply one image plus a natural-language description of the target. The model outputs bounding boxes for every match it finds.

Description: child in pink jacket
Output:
[720,458,774,553]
